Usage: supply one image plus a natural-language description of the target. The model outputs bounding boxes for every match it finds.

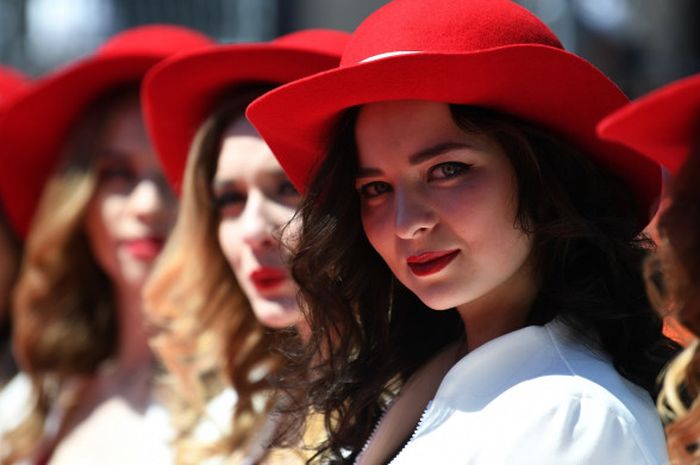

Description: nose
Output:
[129,174,174,224]
[240,190,276,250]
[394,184,438,240]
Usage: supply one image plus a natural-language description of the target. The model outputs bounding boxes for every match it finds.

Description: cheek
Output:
[361,204,394,262]
[217,219,242,270]
[84,192,125,253]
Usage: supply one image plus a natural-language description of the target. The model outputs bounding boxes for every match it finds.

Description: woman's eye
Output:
[213,191,246,216]
[428,162,471,180]
[277,180,299,198]
[99,166,136,183]
[358,181,392,199]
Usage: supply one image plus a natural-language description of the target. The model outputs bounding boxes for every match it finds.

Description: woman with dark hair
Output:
[599,72,700,465]
[246,0,678,463]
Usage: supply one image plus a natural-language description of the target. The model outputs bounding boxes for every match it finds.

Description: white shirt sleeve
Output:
[473,392,665,465]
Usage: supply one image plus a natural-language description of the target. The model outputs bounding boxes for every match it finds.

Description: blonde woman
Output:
[0,26,211,464]
[599,72,700,465]
[142,29,348,464]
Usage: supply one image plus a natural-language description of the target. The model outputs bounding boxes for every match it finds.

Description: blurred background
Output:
[0,0,698,98]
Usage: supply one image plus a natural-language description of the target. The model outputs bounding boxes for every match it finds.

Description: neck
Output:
[113,281,153,373]
[457,257,539,352]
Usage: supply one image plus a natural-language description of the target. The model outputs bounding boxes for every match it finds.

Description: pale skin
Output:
[354,100,539,352]
[213,115,305,334]
[49,96,176,465]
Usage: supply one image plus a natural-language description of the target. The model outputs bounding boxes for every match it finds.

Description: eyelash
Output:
[428,162,472,180]
[99,166,135,182]
[213,191,246,211]
[357,162,472,199]
[213,181,299,215]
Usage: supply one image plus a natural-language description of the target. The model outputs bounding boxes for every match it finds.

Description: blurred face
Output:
[214,116,301,329]
[355,100,534,318]
[84,97,176,290]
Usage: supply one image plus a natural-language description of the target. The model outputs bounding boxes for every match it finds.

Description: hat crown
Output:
[342,0,562,66]
[271,29,349,58]
[98,24,211,58]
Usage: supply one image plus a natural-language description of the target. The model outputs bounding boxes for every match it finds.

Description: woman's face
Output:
[214,116,302,329]
[355,100,534,313]
[84,96,176,290]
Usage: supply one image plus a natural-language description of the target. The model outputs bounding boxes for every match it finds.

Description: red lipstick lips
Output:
[407,249,459,277]
[123,237,165,261]
[250,267,287,292]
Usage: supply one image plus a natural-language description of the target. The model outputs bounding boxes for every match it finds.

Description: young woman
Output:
[598,72,700,465]
[0,65,29,389]
[246,0,679,463]
[141,29,348,464]
[0,26,211,464]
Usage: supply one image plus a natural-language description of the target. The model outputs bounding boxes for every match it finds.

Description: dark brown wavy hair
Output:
[278,104,679,464]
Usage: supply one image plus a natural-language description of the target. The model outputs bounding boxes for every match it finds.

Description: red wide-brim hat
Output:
[598,73,700,175]
[0,65,29,229]
[247,0,660,226]
[0,65,29,108]
[0,25,213,239]
[142,29,349,193]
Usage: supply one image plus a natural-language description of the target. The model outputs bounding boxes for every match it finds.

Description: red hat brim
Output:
[597,73,700,176]
[0,26,212,239]
[247,44,661,225]
[0,66,29,107]
[143,42,345,193]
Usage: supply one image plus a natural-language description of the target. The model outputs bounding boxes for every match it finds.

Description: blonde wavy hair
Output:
[143,84,289,464]
[2,86,139,463]
[646,140,700,464]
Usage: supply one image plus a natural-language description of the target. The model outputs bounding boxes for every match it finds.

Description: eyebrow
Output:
[356,141,474,179]
[211,178,237,192]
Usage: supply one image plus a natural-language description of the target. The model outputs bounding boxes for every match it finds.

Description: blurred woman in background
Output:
[0,26,211,465]
[142,29,347,464]
[599,72,700,465]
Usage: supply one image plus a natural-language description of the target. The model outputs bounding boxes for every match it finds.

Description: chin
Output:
[250,300,300,329]
[405,280,470,311]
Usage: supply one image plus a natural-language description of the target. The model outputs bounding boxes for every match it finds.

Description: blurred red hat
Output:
[0,25,213,239]
[142,29,349,193]
[0,65,29,232]
[247,0,660,226]
[598,73,700,175]
[0,65,29,108]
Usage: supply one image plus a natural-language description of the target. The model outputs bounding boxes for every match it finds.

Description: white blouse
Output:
[362,319,668,465]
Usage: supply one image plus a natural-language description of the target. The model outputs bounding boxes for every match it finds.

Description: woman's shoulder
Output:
[421,320,668,464]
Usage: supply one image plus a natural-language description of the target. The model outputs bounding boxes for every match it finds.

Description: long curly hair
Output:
[2,86,139,464]
[648,131,700,463]
[143,84,294,464]
[281,104,679,464]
